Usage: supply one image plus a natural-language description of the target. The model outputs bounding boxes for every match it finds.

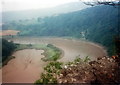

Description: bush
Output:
[36,61,63,84]
[84,56,90,62]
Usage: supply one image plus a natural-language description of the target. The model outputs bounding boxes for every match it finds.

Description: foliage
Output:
[74,56,81,63]
[2,39,16,62]
[66,56,90,66]
[43,44,62,61]
[84,56,90,62]
[35,61,63,84]
[44,62,63,72]
[35,56,91,84]
[15,44,62,61]
[35,73,57,84]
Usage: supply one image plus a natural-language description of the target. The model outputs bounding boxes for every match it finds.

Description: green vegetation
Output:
[84,56,90,62]
[1,40,62,67]
[35,61,63,84]
[44,44,62,61]
[15,44,46,51]
[2,39,16,63]
[3,5,118,56]
[15,43,62,61]
[35,56,90,84]
[66,56,90,66]
[2,56,15,67]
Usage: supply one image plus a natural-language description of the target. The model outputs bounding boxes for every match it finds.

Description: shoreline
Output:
[1,37,107,83]
[2,43,64,68]
[9,37,107,60]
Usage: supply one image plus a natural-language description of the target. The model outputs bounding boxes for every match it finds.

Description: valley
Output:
[1,37,107,83]
[1,0,119,84]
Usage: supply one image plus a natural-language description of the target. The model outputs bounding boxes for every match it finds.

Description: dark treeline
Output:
[2,39,16,62]
[3,5,119,56]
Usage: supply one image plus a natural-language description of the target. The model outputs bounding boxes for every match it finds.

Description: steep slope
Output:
[39,5,118,55]
[35,56,120,84]
[57,56,120,84]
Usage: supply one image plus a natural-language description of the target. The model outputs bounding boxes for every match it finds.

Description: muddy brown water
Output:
[2,49,46,83]
[1,37,107,83]
[10,37,107,61]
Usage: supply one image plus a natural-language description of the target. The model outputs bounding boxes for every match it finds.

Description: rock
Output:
[57,57,120,83]
[64,65,67,69]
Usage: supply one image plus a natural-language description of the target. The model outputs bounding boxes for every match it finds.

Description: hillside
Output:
[3,5,119,56]
[35,56,120,84]
[1,1,120,84]
[2,2,89,22]
[58,56,120,84]
[36,5,118,56]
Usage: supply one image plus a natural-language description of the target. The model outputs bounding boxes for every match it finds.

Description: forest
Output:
[2,39,16,62]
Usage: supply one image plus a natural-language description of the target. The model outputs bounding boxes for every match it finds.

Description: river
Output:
[1,37,107,83]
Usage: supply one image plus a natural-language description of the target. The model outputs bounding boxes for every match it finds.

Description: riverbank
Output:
[9,37,107,61]
[1,37,107,83]
[1,43,62,83]
[2,43,63,66]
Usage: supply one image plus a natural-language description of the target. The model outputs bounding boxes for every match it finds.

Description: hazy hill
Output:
[2,2,89,22]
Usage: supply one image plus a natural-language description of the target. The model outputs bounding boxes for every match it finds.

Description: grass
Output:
[35,61,63,84]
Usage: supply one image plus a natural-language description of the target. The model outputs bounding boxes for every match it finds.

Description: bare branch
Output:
[80,0,120,6]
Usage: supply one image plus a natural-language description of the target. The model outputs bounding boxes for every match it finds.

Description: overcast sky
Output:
[1,0,79,12]
[1,0,118,12]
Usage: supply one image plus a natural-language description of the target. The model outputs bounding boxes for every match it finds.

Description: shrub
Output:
[84,56,90,62]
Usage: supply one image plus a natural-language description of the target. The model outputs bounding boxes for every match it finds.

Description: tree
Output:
[2,39,16,62]
[80,0,120,6]
[80,0,120,57]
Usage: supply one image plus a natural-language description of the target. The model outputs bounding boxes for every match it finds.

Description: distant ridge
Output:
[2,2,89,22]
